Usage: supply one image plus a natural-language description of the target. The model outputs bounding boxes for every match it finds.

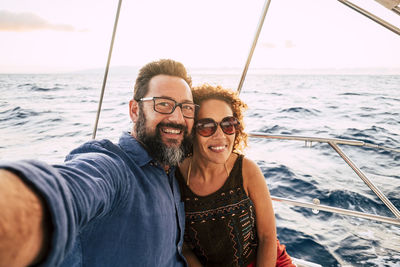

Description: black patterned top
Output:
[176,155,258,267]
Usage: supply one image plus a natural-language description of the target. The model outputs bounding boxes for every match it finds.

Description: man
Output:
[0,59,196,266]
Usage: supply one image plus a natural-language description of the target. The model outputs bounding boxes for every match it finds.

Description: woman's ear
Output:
[129,99,139,123]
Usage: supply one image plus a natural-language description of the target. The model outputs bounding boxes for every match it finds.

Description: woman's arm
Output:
[242,158,277,267]
[182,242,203,267]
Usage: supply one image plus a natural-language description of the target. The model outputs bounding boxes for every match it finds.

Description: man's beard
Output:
[135,111,192,167]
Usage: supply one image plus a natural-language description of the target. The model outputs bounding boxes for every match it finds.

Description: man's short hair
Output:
[133,59,192,101]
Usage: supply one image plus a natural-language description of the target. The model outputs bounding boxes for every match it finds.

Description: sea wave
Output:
[0,72,399,266]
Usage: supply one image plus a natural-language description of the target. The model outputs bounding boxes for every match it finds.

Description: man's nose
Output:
[168,105,186,123]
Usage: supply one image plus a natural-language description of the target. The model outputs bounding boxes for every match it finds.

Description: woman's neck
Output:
[185,153,235,196]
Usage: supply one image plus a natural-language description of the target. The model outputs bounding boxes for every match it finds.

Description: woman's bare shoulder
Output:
[242,156,262,175]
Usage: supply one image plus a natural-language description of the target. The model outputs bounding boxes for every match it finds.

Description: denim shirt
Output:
[0,132,186,266]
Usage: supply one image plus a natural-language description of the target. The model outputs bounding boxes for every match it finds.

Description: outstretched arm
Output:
[0,141,136,266]
[0,169,50,267]
[243,158,277,267]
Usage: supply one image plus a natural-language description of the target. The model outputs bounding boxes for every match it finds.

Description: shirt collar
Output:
[118,131,153,167]
[118,132,178,174]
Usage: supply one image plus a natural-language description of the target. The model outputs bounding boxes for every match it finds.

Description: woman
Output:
[176,84,295,267]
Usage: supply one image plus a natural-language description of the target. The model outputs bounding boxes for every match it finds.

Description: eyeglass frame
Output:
[195,116,240,137]
[138,96,199,119]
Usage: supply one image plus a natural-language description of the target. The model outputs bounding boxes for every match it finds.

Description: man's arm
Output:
[0,169,50,267]
[0,141,134,266]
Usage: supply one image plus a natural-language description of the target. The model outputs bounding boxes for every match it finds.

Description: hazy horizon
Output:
[1,65,400,75]
[1,0,400,74]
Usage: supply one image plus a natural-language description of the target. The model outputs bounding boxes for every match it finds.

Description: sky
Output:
[0,0,399,73]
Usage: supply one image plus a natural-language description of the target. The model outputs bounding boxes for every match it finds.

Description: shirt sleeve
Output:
[0,140,134,266]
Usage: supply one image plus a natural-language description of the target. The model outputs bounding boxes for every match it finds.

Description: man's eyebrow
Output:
[158,96,194,104]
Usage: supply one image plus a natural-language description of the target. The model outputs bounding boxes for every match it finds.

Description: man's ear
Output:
[129,99,139,123]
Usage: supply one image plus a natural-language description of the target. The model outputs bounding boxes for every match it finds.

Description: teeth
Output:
[210,146,225,150]
[163,128,181,134]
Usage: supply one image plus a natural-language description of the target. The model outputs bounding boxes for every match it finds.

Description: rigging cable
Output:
[338,0,400,35]
[92,0,123,139]
[237,0,272,94]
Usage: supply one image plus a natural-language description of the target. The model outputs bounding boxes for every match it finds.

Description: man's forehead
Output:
[147,75,193,100]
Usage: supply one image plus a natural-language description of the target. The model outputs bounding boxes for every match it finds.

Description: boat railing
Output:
[249,133,400,226]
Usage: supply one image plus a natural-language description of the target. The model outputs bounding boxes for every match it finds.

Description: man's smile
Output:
[161,126,182,135]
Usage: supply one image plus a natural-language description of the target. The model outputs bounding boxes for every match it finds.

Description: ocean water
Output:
[0,70,399,266]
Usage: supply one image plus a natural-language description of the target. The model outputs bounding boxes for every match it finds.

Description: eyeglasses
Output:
[139,97,199,119]
[195,116,240,137]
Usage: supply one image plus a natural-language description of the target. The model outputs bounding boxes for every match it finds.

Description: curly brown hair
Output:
[192,84,248,153]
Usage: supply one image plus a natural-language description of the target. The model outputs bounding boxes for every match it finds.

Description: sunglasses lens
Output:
[196,119,217,137]
[196,117,239,137]
[221,117,238,135]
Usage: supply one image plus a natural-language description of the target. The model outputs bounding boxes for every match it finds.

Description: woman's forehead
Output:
[198,99,233,118]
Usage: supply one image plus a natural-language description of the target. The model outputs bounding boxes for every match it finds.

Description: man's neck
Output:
[164,165,170,173]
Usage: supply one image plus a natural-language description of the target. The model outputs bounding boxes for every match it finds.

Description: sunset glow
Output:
[1,0,400,73]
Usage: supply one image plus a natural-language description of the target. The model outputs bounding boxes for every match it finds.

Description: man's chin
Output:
[163,141,182,149]
[161,136,183,147]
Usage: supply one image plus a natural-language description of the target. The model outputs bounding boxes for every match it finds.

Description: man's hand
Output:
[0,170,49,267]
